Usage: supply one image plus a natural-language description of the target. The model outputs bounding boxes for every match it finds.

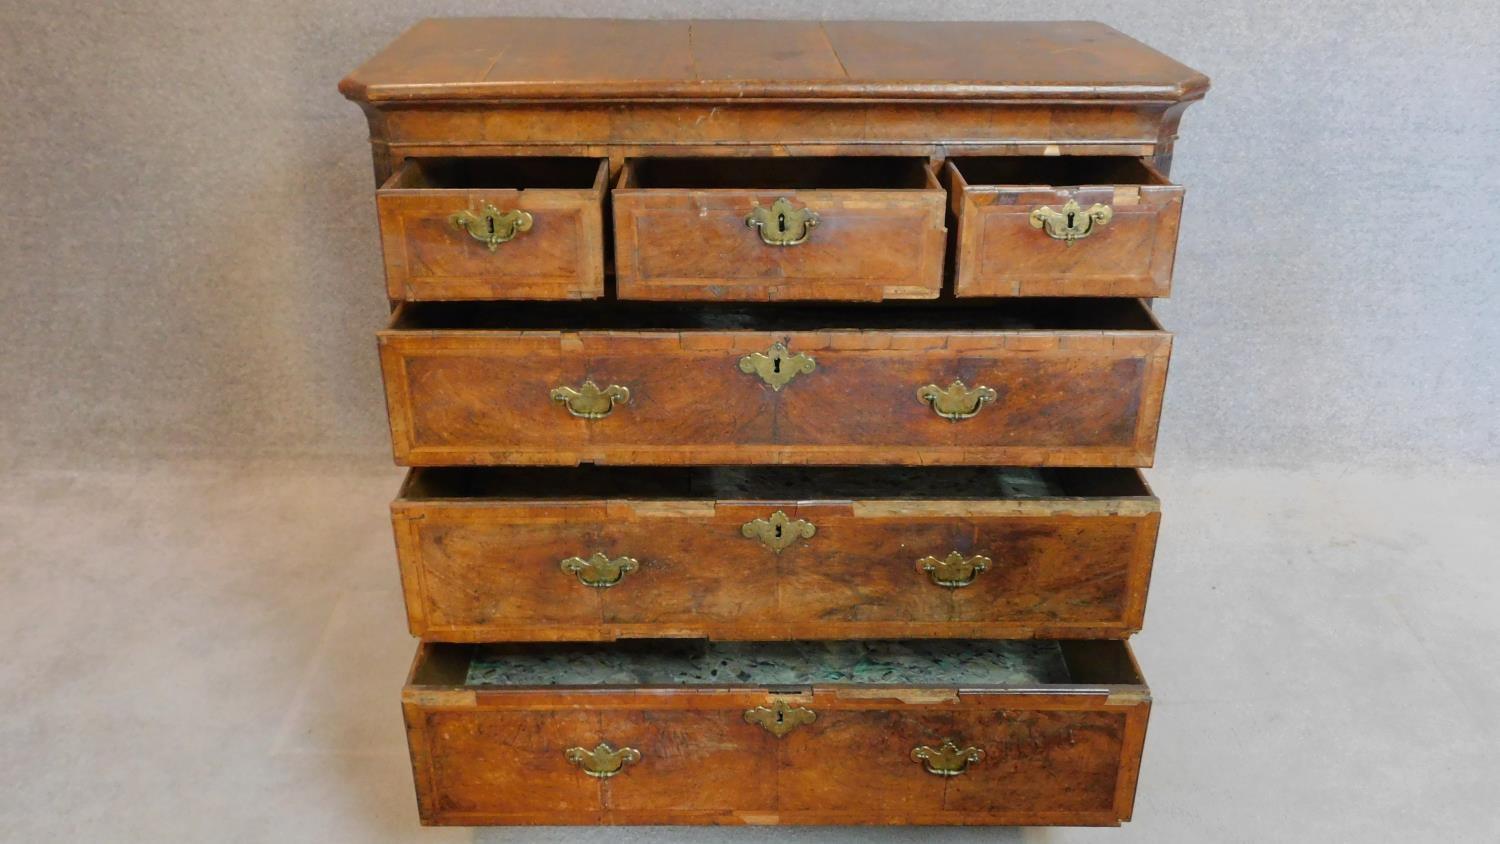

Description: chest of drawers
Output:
[342,18,1207,828]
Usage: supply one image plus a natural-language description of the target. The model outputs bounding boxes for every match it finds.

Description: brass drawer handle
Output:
[917,380,997,421]
[449,202,533,251]
[551,381,629,419]
[560,553,639,588]
[746,197,818,246]
[1030,198,1112,245]
[918,552,991,588]
[564,742,641,778]
[741,510,816,553]
[744,700,817,737]
[911,740,985,777]
[739,342,815,391]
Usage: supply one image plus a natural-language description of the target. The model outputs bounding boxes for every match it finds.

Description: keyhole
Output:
[487,216,496,235]
[774,524,783,539]
[772,356,782,374]
[1065,211,1076,229]
[775,711,785,724]
[777,212,787,233]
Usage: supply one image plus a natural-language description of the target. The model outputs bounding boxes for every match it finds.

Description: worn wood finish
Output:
[376,157,608,300]
[341,21,1209,183]
[403,640,1151,826]
[341,19,1209,103]
[613,158,946,301]
[391,467,1159,641]
[946,157,1185,298]
[343,19,1209,829]
[377,301,1171,467]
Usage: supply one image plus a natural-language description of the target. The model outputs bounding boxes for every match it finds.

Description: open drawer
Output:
[403,639,1150,826]
[377,299,1171,468]
[612,156,947,302]
[376,157,608,300]
[391,466,1159,642]
[945,157,1184,298]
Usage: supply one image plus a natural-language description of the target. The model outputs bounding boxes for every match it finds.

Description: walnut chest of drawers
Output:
[341,18,1207,828]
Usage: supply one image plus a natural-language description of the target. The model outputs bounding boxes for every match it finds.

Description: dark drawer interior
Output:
[386,297,1165,332]
[622,156,935,190]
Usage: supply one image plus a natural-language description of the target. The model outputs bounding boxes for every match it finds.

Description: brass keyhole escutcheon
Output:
[448,202,533,251]
[560,553,639,588]
[746,197,818,246]
[564,742,641,778]
[1029,198,1112,246]
[917,380,998,421]
[918,552,991,588]
[744,700,817,737]
[741,511,816,553]
[739,342,816,391]
[550,381,629,419]
[911,740,985,777]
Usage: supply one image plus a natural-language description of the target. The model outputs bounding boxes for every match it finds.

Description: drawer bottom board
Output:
[404,639,1149,826]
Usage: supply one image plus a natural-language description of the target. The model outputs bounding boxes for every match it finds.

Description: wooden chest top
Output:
[339,19,1209,104]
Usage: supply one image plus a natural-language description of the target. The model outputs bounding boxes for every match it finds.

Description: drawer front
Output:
[405,687,1148,826]
[613,160,946,301]
[391,486,1159,641]
[376,158,607,300]
[947,158,1184,298]
[378,329,1170,467]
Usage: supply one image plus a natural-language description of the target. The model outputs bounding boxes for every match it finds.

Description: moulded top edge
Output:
[340,19,1210,106]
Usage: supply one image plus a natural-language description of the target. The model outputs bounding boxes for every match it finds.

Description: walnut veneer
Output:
[341,17,1207,828]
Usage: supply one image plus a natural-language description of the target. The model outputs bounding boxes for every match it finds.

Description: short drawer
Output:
[392,467,1159,642]
[377,299,1171,467]
[404,639,1150,826]
[376,157,608,300]
[613,157,946,301]
[945,157,1184,298]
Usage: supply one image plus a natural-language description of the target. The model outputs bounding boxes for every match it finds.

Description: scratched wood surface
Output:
[613,157,947,301]
[946,157,1186,298]
[391,466,1160,641]
[376,158,608,300]
[340,19,1209,103]
[339,19,1210,830]
[340,20,1210,181]
[402,640,1149,826]
[377,300,1171,467]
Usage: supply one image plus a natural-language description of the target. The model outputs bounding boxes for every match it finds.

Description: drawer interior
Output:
[621,156,937,190]
[951,156,1169,187]
[385,156,606,190]
[400,466,1152,501]
[410,639,1144,690]
[387,297,1162,332]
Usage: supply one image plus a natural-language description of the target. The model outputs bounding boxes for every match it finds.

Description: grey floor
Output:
[1,458,1496,842]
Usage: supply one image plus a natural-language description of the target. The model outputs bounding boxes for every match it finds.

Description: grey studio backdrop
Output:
[1,0,1496,469]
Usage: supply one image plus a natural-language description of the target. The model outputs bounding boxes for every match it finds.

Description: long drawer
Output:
[392,466,1159,641]
[377,299,1171,467]
[404,639,1150,826]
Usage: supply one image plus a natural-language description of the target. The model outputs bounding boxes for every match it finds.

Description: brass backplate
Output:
[560,552,639,588]
[551,381,629,419]
[564,742,641,778]
[918,551,991,588]
[744,700,817,737]
[745,197,819,246]
[449,202,533,250]
[911,740,985,776]
[738,342,816,391]
[1029,198,1112,245]
[741,510,816,553]
[917,379,998,421]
